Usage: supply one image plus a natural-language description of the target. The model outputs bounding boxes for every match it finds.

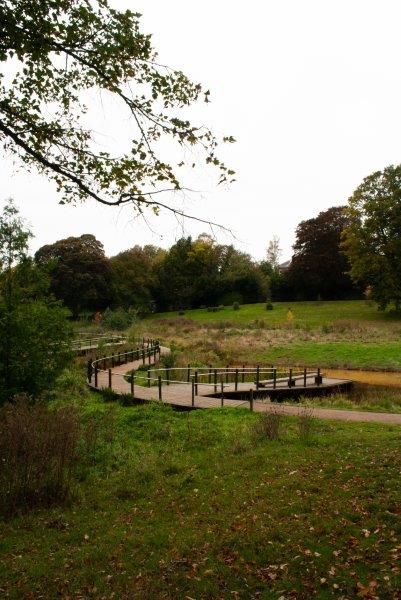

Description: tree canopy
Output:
[343,165,401,310]
[0,200,71,403]
[0,0,234,224]
[287,206,356,300]
[35,234,112,318]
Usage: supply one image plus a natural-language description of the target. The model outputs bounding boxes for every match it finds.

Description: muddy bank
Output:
[326,369,401,387]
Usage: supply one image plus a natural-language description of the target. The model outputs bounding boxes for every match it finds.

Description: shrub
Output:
[178,310,185,315]
[100,387,118,402]
[0,397,80,515]
[233,301,240,310]
[253,408,282,440]
[298,408,315,444]
[266,302,274,310]
[118,393,136,407]
[160,351,177,370]
[102,307,137,331]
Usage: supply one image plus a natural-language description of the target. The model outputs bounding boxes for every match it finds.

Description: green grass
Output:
[148,300,401,328]
[142,300,401,371]
[1,390,401,598]
[258,341,401,369]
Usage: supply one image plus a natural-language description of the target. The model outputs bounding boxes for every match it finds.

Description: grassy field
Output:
[140,301,401,372]
[1,379,401,599]
[147,300,401,328]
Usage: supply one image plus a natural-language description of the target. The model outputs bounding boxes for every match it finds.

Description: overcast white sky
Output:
[2,0,401,261]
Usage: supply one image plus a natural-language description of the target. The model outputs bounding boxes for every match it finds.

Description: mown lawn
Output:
[1,392,401,599]
[147,300,401,328]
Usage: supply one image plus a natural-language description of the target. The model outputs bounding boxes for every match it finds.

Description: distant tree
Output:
[154,237,267,309]
[0,0,234,225]
[35,235,112,318]
[0,200,71,403]
[342,165,401,310]
[260,236,283,301]
[266,236,281,270]
[109,245,164,311]
[219,245,268,304]
[287,206,356,300]
[156,237,221,310]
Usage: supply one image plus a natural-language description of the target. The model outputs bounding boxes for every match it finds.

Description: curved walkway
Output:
[87,342,401,425]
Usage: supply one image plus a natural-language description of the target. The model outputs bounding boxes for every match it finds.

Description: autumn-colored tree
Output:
[287,206,356,300]
[342,165,401,310]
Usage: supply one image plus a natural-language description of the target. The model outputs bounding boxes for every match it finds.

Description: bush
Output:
[266,302,274,310]
[102,307,137,331]
[0,397,80,515]
[298,408,315,444]
[100,387,118,402]
[178,310,185,315]
[160,351,177,370]
[253,409,282,440]
[118,393,136,407]
[233,301,240,310]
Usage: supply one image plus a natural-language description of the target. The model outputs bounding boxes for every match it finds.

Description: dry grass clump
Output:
[253,408,283,441]
[0,396,80,515]
[297,408,315,444]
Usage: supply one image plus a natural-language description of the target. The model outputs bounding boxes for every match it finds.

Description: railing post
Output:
[142,350,145,365]
[226,365,229,384]
[208,365,212,384]
[94,364,98,388]
[87,360,92,383]
[147,369,151,388]
[316,368,322,386]
[220,377,224,407]
[288,368,293,388]
[148,350,151,365]
[158,376,162,401]
[187,364,191,383]
[111,354,115,368]
[235,368,238,391]
[249,388,254,411]
[191,376,195,407]
[108,368,112,388]
[273,368,277,389]
[130,372,134,396]
[214,369,217,393]
[256,365,260,390]
[118,352,121,365]
[166,369,170,386]
[242,364,245,383]
[195,370,198,396]
[303,367,307,388]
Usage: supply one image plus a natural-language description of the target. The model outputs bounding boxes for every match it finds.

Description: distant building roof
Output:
[278,259,291,272]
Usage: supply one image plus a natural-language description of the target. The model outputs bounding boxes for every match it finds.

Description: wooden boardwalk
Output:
[87,344,401,425]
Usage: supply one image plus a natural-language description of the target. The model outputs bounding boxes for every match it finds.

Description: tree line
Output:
[32,204,361,318]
